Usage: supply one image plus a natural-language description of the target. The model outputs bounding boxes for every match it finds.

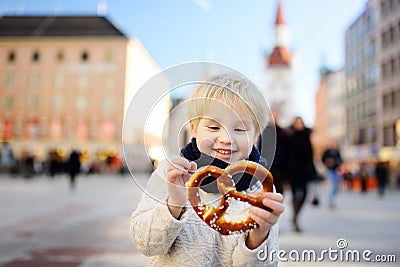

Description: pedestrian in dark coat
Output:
[259,109,288,194]
[67,150,81,191]
[285,116,315,232]
[375,161,389,197]
[322,139,343,208]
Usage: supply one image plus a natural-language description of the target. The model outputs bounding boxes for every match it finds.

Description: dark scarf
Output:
[180,138,266,193]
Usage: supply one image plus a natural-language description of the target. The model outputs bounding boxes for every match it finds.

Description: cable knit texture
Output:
[130,159,279,266]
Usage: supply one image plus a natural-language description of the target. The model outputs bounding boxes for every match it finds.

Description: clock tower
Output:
[264,0,294,127]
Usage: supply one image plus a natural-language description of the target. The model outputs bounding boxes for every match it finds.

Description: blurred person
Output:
[20,149,35,178]
[0,141,15,174]
[340,165,353,191]
[285,116,315,232]
[308,162,324,207]
[322,139,343,208]
[375,161,389,197]
[258,108,287,194]
[66,150,81,191]
[359,162,369,194]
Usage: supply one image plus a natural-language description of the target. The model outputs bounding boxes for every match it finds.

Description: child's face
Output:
[190,103,258,164]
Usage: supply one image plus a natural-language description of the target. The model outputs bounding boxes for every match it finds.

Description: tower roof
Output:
[0,16,127,38]
[275,0,285,25]
[268,46,291,67]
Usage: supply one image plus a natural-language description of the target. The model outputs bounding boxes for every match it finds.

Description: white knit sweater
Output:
[130,160,279,266]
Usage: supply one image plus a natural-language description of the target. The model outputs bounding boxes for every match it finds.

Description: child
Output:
[130,73,284,266]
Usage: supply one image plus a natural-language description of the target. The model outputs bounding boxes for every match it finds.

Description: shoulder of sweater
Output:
[144,159,169,193]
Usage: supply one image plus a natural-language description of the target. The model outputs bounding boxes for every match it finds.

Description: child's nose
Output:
[218,130,232,143]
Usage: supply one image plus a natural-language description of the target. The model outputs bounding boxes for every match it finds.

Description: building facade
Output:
[344,0,400,163]
[344,1,380,162]
[378,0,400,161]
[312,68,346,161]
[264,0,294,127]
[0,16,165,171]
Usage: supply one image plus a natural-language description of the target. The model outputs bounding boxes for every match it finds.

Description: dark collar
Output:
[180,138,264,193]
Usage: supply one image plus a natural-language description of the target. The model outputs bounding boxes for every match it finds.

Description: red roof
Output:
[268,46,291,67]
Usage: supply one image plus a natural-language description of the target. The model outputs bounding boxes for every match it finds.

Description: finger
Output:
[263,192,284,203]
[188,161,197,173]
[249,207,275,228]
[168,156,191,172]
[262,198,285,215]
[182,172,193,183]
[167,164,188,175]
[167,169,187,183]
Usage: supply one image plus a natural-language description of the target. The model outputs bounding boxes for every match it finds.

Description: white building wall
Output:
[326,69,346,142]
[264,67,294,127]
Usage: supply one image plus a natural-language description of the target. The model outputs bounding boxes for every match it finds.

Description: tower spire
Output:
[268,0,291,67]
[275,0,285,25]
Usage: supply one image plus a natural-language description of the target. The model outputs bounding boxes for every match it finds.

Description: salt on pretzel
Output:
[186,161,274,235]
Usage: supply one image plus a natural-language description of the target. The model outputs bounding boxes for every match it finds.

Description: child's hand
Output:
[166,156,197,210]
[246,192,284,249]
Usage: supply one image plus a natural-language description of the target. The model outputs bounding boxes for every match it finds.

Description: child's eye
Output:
[207,126,220,131]
[235,128,247,133]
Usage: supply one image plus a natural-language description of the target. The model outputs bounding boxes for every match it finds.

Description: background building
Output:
[312,67,346,161]
[378,0,400,162]
[264,0,295,127]
[344,0,400,165]
[0,15,168,172]
[344,0,380,162]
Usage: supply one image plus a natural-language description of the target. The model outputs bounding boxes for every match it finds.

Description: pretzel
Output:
[186,161,274,235]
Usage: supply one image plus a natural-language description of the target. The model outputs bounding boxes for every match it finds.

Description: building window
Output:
[52,95,63,112]
[389,25,395,44]
[76,121,89,140]
[24,119,39,139]
[381,30,388,48]
[105,73,115,89]
[392,57,397,76]
[7,51,15,63]
[381,0,392,15]
[383,93,393,111]
[100,121,115,140]
[398,20,400,39]
[357,128,366,144]
[29,71,40,88]
[76,96,87,112]
[32,51,40,62]
[57,51,64,62]
[383,124,396,146]
[3,96,13,110]
[54,72,65,89]
[105,51,114,62]
[78,74,89,89]
[395,89,400,108]
[367,127,376,142]
[1,120,13,140]
[102,98,113,114]
[81,51,89,62]
[49,120,63,139]
[27,96,38,111]
[5,72,14,89]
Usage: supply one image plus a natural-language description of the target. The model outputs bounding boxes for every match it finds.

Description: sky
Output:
[0,0,367,125]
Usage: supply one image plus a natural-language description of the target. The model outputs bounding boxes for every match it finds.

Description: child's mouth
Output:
[215,149,235,159]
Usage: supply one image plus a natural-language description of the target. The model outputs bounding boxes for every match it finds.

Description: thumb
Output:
[189,161,197,173]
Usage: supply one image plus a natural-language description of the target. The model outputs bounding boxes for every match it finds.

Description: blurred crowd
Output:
[0,141,129,178]
[259,112,400,232]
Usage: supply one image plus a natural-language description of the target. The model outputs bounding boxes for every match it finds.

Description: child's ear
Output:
[252,133,260,146]
[190,120,197,138]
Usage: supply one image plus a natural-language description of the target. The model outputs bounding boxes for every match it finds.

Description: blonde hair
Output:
[188,73,269,134]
